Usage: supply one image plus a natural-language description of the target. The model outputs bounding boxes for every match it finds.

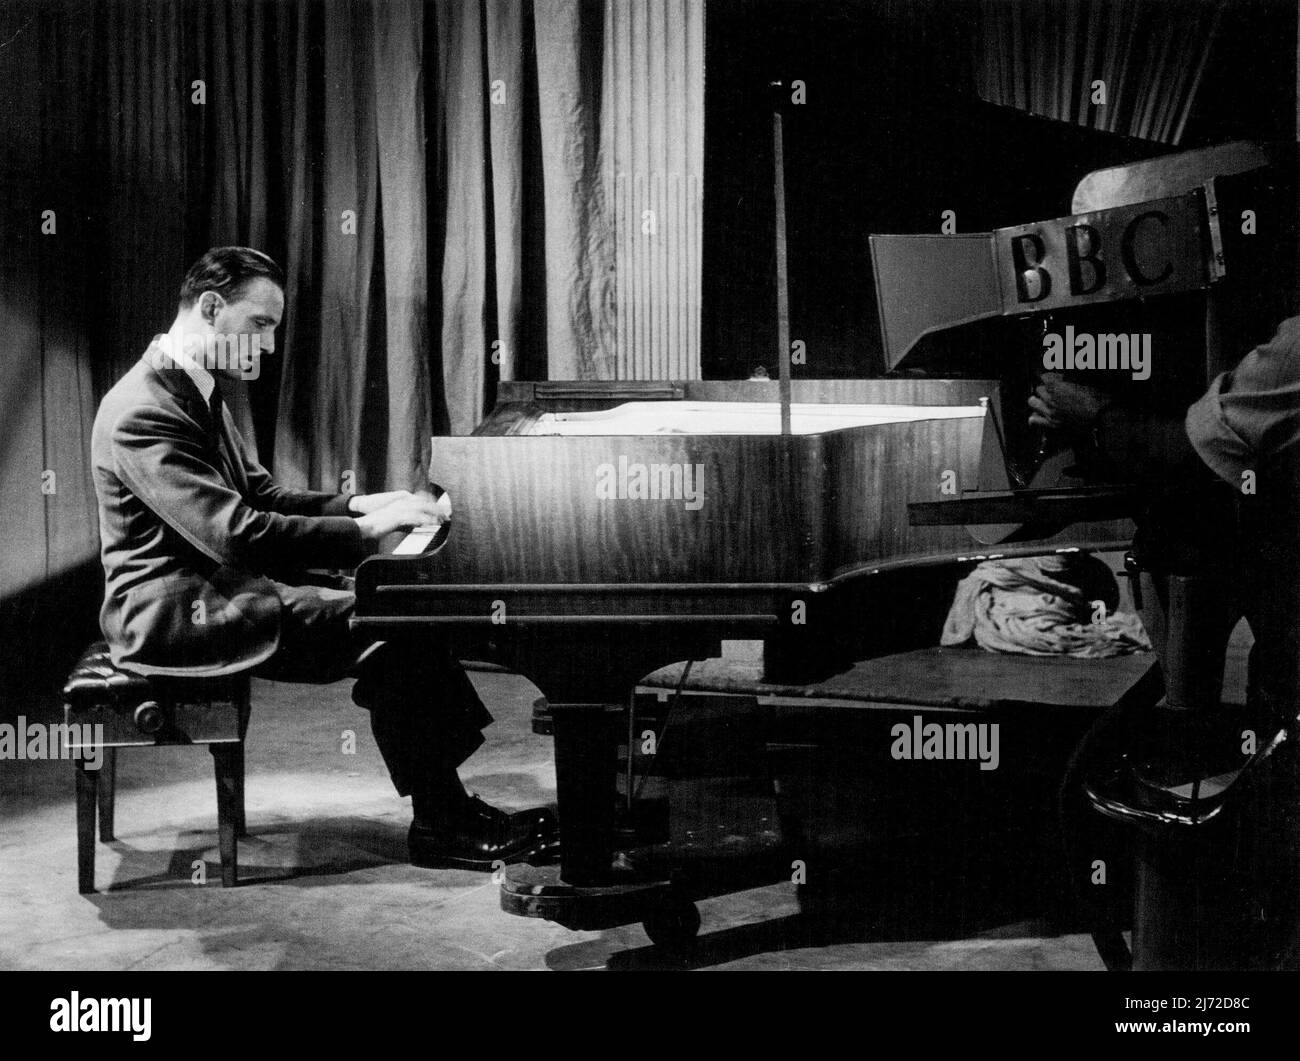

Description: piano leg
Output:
[550,701,624,885]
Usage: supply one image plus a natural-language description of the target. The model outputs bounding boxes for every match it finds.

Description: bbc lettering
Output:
[995,192,1210,313]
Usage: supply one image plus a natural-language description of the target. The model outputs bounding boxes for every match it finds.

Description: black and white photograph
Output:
[1,0,1298,1029]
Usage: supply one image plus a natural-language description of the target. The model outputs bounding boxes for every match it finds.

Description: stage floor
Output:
[0,624,1254,970]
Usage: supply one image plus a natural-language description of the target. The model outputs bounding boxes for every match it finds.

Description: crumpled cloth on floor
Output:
[941,555,1151,658]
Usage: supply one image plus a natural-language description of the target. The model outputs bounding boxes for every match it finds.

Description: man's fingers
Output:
[375,495,440,532]
[1027,397,1062,431]
[410,499,445,525]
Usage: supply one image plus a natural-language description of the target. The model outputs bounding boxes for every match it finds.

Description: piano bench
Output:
[61,641,251,894]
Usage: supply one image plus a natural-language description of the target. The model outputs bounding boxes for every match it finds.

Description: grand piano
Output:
[353,140,1292,954]
[351,377,1124,941]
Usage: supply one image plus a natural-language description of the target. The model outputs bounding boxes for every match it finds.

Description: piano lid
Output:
[1070,140,1288,214]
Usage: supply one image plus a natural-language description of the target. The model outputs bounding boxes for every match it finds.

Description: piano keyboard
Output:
[392,524,442,556]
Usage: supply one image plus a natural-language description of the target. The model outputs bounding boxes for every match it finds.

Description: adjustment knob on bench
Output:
[134,701,164,735]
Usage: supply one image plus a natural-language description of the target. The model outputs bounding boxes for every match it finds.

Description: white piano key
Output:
[393,525,441,556]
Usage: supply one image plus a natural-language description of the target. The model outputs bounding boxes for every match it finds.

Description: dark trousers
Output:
[253,581,493,796]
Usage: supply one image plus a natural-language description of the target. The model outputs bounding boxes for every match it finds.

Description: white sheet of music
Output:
[530,400,987,436]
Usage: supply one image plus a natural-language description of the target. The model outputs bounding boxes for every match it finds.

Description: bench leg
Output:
[231,743,247,837]
[75,760,98,894]
[97,748,117,842]
[210,744,240,887]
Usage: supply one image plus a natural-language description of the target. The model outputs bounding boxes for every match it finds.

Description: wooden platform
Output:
[642,645,1159,714]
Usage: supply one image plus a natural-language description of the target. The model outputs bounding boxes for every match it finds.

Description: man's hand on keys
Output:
[347,489,411,516]
[354,490,450,541]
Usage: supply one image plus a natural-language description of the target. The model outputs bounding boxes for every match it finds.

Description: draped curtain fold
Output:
[0,0,122,598]
[533,0,616,383]
[434,0,493,434]
[605,0,705,380]
[195,0,426,492]
[974,0,1221,145]
[434,0,705,431]
[268,0,427,493]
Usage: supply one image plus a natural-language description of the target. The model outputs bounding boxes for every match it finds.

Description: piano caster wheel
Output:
[643,898,700,955]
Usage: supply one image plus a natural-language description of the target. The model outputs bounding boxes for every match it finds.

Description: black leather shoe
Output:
[408,796,558,871]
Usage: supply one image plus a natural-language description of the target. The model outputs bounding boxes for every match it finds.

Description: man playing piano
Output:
[91,246,557,869]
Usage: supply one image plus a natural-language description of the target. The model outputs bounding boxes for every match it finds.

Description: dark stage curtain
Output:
[974,0,1222,145]
[0,0,102,600]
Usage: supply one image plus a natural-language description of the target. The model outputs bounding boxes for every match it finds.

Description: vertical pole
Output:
[773,100,792,436]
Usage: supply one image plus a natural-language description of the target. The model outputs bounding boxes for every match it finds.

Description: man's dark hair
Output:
[179,247,285,309]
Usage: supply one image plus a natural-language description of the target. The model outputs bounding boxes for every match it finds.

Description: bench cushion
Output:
[63,641,154,707]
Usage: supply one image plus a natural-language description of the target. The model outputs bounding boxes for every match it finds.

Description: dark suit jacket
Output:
[92,346,369,676]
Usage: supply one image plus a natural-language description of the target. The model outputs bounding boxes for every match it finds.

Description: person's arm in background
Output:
[1029,373,1203,484]
[1185,315,1300,488]
[1031,315,1300,489]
